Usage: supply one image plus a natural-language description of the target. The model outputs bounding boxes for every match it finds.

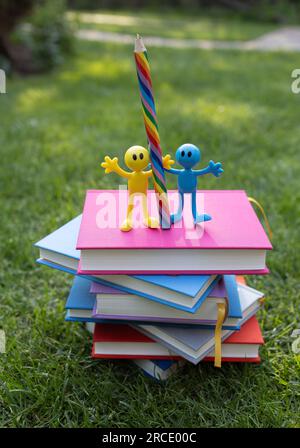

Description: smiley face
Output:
[175,143,201,169]
[124,146,149,171]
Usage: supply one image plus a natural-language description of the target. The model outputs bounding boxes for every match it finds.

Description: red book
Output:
[92,323,180,359]
[204,316,264,363]
[92,317,264,363]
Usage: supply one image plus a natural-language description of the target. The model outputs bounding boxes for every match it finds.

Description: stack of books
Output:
[35,189,272,380]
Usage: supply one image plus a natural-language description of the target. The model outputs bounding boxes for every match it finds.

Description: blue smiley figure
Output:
[164,143,224,224]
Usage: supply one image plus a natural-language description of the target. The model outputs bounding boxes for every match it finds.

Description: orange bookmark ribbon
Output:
[248,197,273,241]
[214,302,227,368]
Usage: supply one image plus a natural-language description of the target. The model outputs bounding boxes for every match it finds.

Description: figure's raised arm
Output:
[101,156,132,178]
[163,155,181,175]
[194,160,223,177]
[145,154,177,177]
[164,167,182,175]
[162,154,175,170]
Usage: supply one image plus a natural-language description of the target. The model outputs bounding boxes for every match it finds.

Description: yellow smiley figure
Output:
[101,146,174,231]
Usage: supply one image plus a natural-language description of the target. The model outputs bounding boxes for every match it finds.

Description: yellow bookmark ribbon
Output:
[214,302,227,368]
[248,197,273,241]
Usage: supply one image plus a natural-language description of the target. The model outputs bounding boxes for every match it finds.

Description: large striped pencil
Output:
[134,35,171,229]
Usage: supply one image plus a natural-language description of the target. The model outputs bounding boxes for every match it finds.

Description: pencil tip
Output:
[134,34,146,52]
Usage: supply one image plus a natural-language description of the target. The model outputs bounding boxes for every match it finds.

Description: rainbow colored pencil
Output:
[134,35,171,229]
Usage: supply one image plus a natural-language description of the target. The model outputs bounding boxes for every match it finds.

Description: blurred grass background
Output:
[0,0,300,429]
[68,9,277,41]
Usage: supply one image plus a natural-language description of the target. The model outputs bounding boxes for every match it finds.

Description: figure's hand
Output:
[162,154,175,170]
[101,156,119,174]
[208,160,223,177]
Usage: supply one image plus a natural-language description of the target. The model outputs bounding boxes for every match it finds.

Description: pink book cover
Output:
[76,190,271,274]
[77,189,272,251]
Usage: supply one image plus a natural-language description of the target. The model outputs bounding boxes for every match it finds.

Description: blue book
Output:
[65,310,98,323]
[35,216,220,313]
[65,277,129,324]
[65,276,96,321]
[133,359,185,381]
[223,275,242,318]
[64,277,241,329]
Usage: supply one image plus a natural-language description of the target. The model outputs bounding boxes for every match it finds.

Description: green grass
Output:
[68,9,277,41]
[0,39,300,428]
